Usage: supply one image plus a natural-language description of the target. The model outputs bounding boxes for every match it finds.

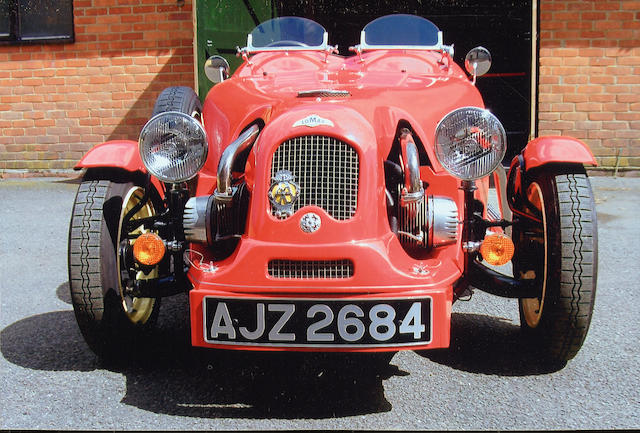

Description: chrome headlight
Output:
[434,107,506,180]
[139,111,207,183]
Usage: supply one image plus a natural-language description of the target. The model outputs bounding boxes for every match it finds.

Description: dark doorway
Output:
[275,0,535,159]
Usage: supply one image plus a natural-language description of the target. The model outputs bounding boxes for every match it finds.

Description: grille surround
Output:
[270,135,359,220]
[268,259,354,279]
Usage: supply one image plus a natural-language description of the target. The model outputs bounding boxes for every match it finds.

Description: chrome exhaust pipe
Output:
[399,129,424,206]
[214,124,260,203]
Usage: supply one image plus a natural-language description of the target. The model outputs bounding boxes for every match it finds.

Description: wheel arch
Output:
[520,135,597,170]
[75,140,146,173]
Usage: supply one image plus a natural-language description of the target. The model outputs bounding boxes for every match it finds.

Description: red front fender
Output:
[520,135,597,170]
[74,140,146,173]
[506,135,596,218]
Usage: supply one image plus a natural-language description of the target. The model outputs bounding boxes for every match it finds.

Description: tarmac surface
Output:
[1,173,639,430]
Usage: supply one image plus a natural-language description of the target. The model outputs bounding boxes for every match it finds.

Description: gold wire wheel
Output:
[520,181,547,329]
[116,186,158,324]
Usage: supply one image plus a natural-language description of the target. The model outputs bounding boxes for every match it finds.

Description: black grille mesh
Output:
[271,135,359,220]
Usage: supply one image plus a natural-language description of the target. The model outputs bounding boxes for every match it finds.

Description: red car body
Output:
[186,49,486,351]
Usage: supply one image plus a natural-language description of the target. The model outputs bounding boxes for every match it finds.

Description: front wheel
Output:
[513,167,598,365]
[68,175,161,358]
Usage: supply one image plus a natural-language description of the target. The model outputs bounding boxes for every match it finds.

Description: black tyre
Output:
[68,176,161,358]
[152,86,202,117]
[513,167,597,365]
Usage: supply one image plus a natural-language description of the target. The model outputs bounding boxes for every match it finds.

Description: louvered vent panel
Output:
[268,259,354,279]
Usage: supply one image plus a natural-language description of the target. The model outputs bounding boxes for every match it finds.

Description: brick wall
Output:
[0,0,639,177]
[538,0,640,169]
[0,0,194,176]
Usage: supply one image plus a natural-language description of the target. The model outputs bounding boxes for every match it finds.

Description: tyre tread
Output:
[69,180,109,325]
[548,173,597,361]
[152,86,201,117]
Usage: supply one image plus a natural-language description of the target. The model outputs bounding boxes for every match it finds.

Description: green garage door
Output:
[195,0,275,98]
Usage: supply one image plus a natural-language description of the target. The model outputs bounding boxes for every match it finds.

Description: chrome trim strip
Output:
[297,89,350,98]
[354,30,447,53]
[243,31,329,53]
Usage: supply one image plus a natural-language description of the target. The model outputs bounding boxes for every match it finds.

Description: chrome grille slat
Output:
[268,259,354,279]
[271,135,359,220]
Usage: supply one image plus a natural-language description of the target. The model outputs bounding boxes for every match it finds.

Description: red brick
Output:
[589,94,616,103]
[580,30,606,38]
[603,102,630,112]
[617,94,640,103]
[542,2,567,11]
[585,58,610,69]
[551,103,575,112]
[594,20,622,31]
[576,102,603,111]
[577,84,605,94]
[618,57,640,66]
[589,112,615,121]
[121,14,143,23]
[621,1,640,10]
[618,75,640,84]
[582,11,607,20]
[567,2,594,11]
[560,112,588,121]
[562,57,590,66]
[564,75,589,84]
[563,93,589,103]
[594,1,620,10]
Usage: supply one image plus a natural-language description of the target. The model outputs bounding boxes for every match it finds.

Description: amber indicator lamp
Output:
[479,233,514,266]
[132,233,166,266]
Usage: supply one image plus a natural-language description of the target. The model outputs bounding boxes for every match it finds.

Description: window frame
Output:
[0,0,75,45]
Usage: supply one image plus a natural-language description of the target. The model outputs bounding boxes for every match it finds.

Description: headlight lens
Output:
[139,111,207,183]
[434,107,506,180]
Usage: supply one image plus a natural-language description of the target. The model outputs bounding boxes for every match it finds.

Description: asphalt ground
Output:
[1,173,639,430]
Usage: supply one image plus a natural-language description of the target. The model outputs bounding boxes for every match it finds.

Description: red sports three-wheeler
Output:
[68,15,597,367]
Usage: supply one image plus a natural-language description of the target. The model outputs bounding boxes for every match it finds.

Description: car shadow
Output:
[417,312,565,376]
[1,287,399,419]
[56,281,72,304]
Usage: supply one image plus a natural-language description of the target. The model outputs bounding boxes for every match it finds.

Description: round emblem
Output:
[269,170,300,218]
[300,212,321,233]
[271,181,298,206]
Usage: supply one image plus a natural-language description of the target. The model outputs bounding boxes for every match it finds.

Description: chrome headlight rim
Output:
[434,106,507,181]
[139,111,208,184]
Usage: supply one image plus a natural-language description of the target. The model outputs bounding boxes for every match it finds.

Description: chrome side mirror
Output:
[464,46,492,84]
[204,55,230,84]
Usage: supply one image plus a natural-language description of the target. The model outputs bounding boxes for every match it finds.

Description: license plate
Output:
[203,297,432,347]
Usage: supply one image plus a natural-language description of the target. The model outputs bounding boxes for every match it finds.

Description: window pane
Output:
[0,0,12,38]
[19,0,73,40]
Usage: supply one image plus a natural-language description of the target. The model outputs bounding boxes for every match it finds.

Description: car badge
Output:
[300,212,321,233]
[292,114,334,128]
[269,170,300,218]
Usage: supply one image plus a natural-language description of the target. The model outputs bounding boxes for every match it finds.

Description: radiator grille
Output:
[271,136,359,220]
[268,259,354,279]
